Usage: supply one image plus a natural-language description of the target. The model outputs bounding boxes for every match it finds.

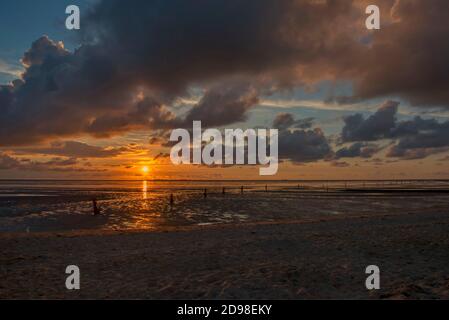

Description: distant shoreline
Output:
[1,179,449,182]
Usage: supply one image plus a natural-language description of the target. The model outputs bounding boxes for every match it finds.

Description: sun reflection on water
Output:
[142,180,148,200]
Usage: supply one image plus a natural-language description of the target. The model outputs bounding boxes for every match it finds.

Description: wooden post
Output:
[92,199,100,216]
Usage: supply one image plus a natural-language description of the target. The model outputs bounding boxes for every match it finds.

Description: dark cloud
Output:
[86,97,180,137]
[389,116,444,138]
[273,113,314,130]
[387,119,449,159]
[278,129,332,163]
[346,0,449,108]
[268,113,332,163]
[0,152,101,172]
[22,37,69,67]
[2,0,449,148]
[341,101,449,159]
[0,36,179,145]
[23,141,126,158]
[335,142,380,159]
[342,100,399,142]
[183,82,259,128]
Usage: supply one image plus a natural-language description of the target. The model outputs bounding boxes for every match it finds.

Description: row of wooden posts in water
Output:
[167,180,417,206]
[92,180,425,213]
[165,180,428,206]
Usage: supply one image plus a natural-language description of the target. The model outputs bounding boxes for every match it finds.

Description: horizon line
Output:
[0,178,448,182]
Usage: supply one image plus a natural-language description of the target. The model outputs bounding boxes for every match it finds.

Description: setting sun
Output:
[142,166,149,174]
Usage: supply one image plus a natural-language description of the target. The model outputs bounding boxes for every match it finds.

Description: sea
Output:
[0,179,448,233]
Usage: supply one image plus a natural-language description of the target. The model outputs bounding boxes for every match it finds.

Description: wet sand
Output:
[1,209,449,299]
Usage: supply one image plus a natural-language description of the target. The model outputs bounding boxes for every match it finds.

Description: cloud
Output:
[23,141,127,158]
[387,119,449,159]
[274,113,332,163]
[387,147,449,160]
[0,152,101,172]
[0,36,180,146]
[341,100,449,159]
[183,82,259,128]
[389,116,444,138]
[273,113,314,130]
[335,142,380,159]
[2,0,449,147]
[345,0,449,107]
[0,153,20,170]
[278,128,332,163]
[342,100,399,142]
[0,59,23,78]
[86,97,180,137]
[330,160,350,168]
[38,157,78,167]
[153,153,170,161]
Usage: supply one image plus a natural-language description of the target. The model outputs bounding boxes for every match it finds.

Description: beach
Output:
[2,208,449,299]
[2,0,449,304]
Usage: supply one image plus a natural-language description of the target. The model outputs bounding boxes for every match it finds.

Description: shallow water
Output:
[0,180,448,233]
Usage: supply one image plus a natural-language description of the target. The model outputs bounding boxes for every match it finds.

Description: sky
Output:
[0,0,448,180]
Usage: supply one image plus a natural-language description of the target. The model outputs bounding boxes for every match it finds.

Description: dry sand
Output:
[1,210,449,299]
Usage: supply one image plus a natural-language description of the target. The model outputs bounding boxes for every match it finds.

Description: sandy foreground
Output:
[1,210,449,299]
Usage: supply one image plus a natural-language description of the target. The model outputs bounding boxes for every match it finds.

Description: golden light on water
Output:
[142,180,148,200]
